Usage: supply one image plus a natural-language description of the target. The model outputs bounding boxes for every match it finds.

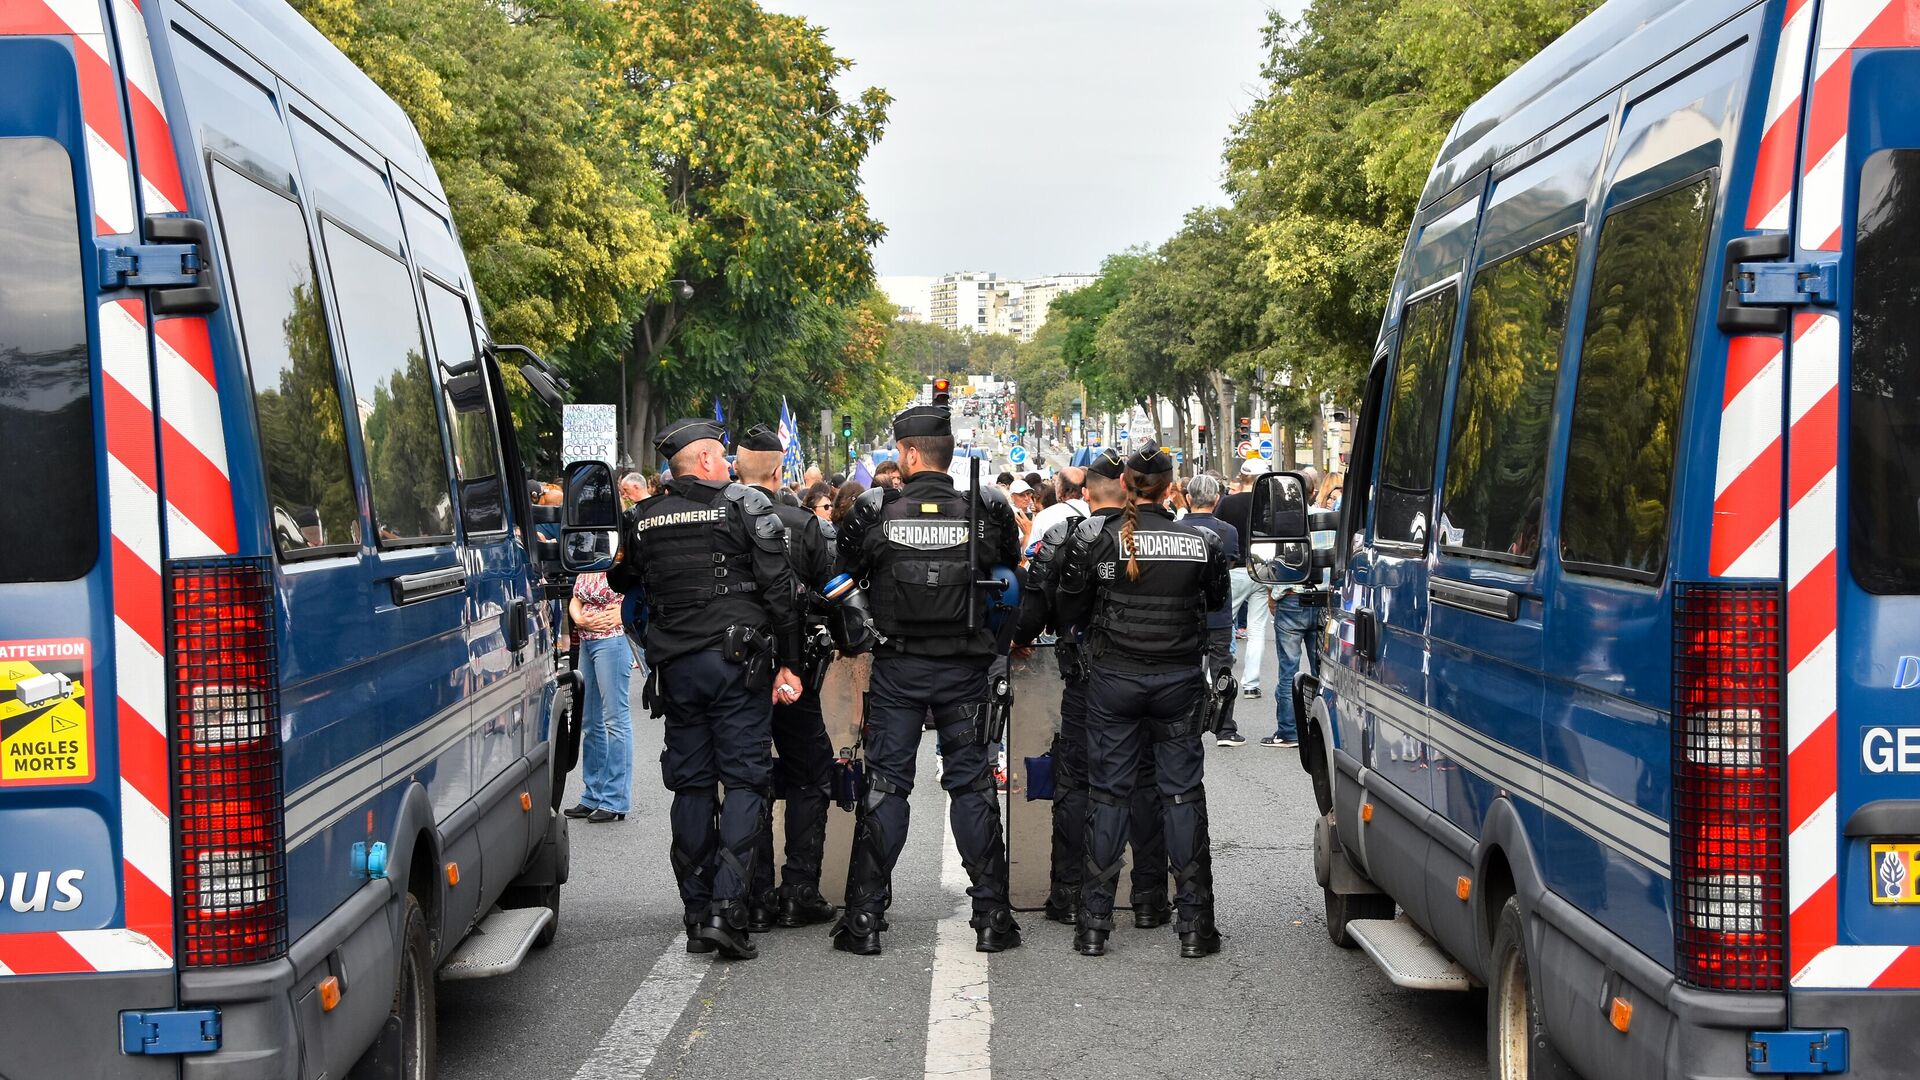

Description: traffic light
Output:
[1197,425,1208,445]
[1236,417,1251,441]
[932,378,951,406]
[840,413,853,441]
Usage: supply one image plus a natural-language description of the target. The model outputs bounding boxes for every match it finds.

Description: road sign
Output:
[1118,429,1130,444]
[1236,440,1253,458]
[1009,445,1027,466]
[1258,438,1274,462]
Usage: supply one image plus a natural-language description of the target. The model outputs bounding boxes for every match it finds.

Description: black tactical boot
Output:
[1074,926,1109,957]
[747,893,778,934]
[1131,894,1173,930]
[831,909,884,956]
[1044,886,1080,925]
[1177,917,1223,959]
[777,883,838,928]
[972,908,1023,953]
[694,906,758,960]
[685,918,716,954]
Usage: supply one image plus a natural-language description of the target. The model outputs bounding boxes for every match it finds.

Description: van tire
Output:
[1324,886,1394,948]
[532,883,560,949]
[351,892,437,1080]
[1487,897,1574,1080]
[1303,726,1334,816]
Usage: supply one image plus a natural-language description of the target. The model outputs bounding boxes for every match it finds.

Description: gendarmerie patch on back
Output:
[885,520,969,549]
[1119,531,1206,561]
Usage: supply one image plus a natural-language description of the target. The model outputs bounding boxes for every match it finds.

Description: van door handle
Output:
[390,566,467,605]
[1843,800,1920,837]
[506,598,530,651]
[1430,579,1519,621]
[1353,607,1379,661]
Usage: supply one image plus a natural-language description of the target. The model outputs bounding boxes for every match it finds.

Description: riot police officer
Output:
[1057,445,1230,958]
[607,418,803,960]
[833,405,1024,955]
[1016,448,1168,927]
[732,424,840,931]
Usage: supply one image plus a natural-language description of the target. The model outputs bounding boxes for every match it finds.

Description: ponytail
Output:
[1118,467,1172,581]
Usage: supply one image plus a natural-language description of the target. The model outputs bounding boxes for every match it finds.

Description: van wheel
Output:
[1324,887,1394,948]
[1487,897,1573,1080]
[351,892,437,1080]
[532,883,560,949]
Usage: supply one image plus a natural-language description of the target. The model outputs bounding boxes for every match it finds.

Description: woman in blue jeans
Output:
[568,572,633,823]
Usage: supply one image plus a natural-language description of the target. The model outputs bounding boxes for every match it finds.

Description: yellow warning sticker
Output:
[0,639,94,787]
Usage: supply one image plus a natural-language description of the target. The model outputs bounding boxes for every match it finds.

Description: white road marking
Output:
[923,809,992,1080]
[572,942,709,1080]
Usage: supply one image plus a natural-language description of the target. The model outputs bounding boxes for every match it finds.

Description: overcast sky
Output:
[759,1,1293,283]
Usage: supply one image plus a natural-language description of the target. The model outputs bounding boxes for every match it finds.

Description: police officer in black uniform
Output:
[1016,448,1169,927]
[731,424,840,931]
[1057,445,1230,958]
[607,418,803,960]
[832,404,1024,956]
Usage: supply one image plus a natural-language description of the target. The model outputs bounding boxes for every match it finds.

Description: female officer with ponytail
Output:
[1056,445,1231,958]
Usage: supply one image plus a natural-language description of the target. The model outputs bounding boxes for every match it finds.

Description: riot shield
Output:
[1005,644,1066,911]
[770,652,867,906]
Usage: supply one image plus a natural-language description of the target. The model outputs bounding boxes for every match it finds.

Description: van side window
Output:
[211,163,356,557]
[1561,178,1715,580]
[1851,149,1920,593]
[320,221,456,543]
[0,138,95,582]
[1440,232,1580,562]
[1375,287,1457,547]
[421,280,506,535]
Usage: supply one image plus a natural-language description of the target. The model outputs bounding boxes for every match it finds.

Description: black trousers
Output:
[1205,624,1239,739]
[1050,678,1168,909]
[1082,664,1214,932]
[751,690,834,898]
[657,649,773,920]
[843,652,1008,921]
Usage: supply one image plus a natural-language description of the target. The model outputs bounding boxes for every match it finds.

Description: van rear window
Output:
[0,138,96,582]
[1851,149,1920,593]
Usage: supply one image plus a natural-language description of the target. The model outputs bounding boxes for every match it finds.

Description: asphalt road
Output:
[439,645,1486,1080]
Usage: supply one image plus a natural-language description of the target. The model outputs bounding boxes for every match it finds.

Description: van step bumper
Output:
[440,907,552,981]
[1347,915,1473,991]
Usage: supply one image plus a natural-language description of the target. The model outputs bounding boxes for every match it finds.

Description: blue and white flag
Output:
[778,397,804,488]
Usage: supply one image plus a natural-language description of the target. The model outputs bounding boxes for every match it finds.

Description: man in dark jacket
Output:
[733,424,840,931]
[1182,474,1243,747]
[607,418,802,960]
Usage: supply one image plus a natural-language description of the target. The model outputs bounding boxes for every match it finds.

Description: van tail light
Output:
[1672,582,1784,992]
[169,558,287,967]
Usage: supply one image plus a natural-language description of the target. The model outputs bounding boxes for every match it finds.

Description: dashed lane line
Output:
[571,940,710,1080]
[923,808,992,1080]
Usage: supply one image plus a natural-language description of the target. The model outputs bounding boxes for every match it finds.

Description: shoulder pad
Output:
[1072,515,1107,544]
[815,517,837,543]
[1198,527,1223,555]
[855,486,887,514]
[1040,519,1075,550]
[724,482,773,516]
[976,483,1011,509]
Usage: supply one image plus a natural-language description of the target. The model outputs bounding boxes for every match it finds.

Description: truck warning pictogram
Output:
[0,639,94,787]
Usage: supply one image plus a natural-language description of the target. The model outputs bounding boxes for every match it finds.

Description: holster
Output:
[1201,669,1238,734]
[977,659,1013,746]
[642,666,663,714]
[722,624,773,691]
[801,624,834,693]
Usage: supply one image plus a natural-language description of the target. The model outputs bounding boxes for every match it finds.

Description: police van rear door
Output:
[1787,6,1920,1015]
[0,2,182,1073]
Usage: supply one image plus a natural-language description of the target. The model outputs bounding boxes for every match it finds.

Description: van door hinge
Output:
[119,1008,221,1055]
[1733,260,1837,307]
[1747,1029,1849,1074]
[98,242,203,289]
[1716,232,1835,333]
[97,214,221,314]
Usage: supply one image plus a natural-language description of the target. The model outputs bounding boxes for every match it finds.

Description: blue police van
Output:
[0,1,579,1076]
[1249,0,1920,1075]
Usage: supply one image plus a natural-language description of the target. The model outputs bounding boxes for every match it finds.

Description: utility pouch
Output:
[1024,752,1054,801]
[832,750,865,812]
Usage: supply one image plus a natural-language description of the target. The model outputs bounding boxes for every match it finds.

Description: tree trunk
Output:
[1208,371,1232,475]
[1309,404,1328,472]
[1279,424,1295,470]
[627,367,656,475]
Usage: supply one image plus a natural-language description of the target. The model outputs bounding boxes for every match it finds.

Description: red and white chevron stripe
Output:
[1783,0,1920,990]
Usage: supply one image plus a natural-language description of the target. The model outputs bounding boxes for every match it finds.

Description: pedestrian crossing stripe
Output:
[0,639,94,787]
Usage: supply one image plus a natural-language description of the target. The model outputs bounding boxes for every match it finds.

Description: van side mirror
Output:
[1247,471,1313,586]
[561,460,618,572]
